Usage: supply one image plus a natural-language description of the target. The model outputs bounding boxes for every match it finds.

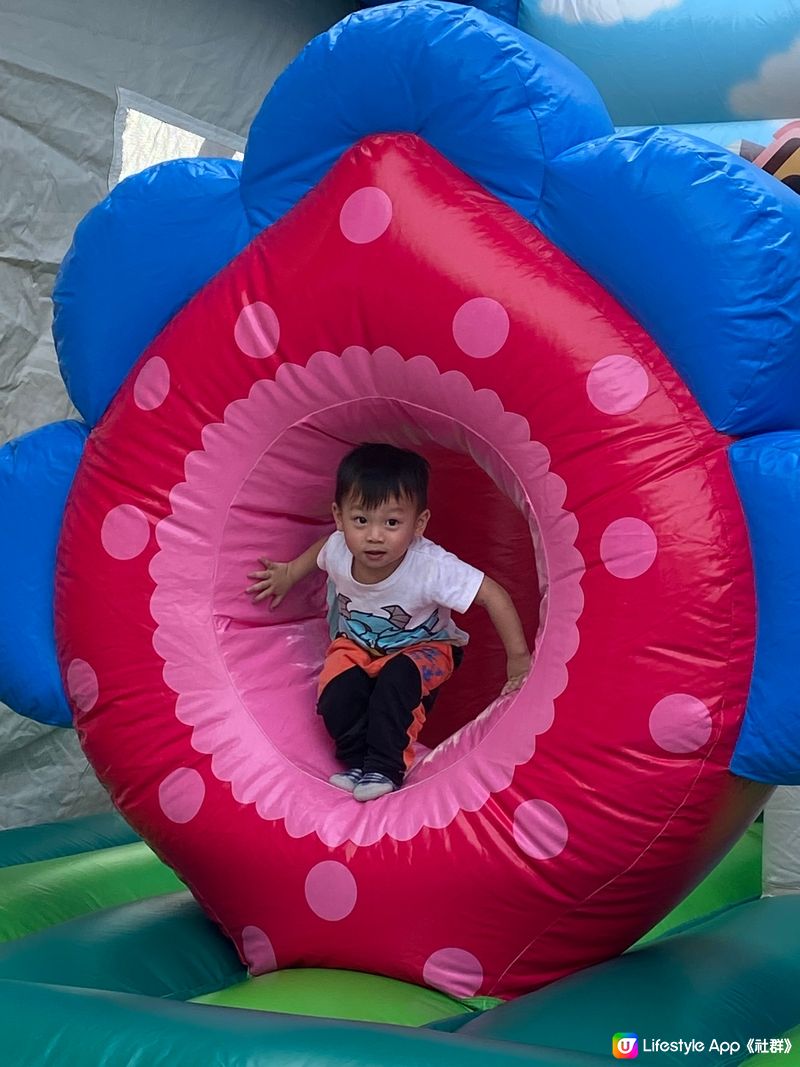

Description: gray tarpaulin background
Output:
[0,0,356,827]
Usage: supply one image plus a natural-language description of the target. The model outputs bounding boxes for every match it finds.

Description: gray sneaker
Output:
[329,768,363,792]
[353,772,397,802]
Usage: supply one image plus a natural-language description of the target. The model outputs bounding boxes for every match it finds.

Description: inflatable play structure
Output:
[3,1,800,1063]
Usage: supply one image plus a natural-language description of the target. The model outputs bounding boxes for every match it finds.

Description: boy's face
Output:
[332,492,430,584]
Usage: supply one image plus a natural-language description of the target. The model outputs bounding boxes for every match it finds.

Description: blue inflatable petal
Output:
[730,434,800,785]
[53,158,251,427]
[0,421,89,727]
[537,128,800,435]
[240,1,612,230]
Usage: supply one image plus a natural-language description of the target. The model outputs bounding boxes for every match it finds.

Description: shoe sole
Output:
[354,785,396,802]
[329,775,362,792]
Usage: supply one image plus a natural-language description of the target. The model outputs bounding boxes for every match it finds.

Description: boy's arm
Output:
[246,536,328,607]
[285,536,330,585]
[473,576,531,694]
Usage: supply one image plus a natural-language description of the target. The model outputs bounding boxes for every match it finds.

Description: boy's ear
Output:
[415,508,431,535]
[332,503,344,531]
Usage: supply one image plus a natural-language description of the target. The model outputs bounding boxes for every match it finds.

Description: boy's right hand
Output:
[246,559,293,607]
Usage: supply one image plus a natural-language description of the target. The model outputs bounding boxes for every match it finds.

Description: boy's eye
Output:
[386,519,400,528]
[353,516,367,525]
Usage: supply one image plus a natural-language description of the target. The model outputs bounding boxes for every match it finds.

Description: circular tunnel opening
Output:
[152,345,582,838]
[217,383,545,779]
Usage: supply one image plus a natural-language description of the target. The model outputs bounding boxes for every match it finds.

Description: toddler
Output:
[247,444,530,802]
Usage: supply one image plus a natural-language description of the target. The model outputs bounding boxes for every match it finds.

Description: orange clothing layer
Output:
[318,637,455,770]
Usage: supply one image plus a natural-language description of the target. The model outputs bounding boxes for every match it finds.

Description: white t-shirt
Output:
[317,532,484,655]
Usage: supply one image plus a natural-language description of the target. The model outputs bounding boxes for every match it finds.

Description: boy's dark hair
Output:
[335,443,430,512]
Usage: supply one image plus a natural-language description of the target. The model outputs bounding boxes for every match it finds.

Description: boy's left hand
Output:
[501,652,531,696]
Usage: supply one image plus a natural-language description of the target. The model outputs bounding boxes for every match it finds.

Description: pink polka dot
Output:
[241,925,277,974]
[305,861,357,921]
[234,302,280,359]
[600,518,658,579]
[649,694,713,754]
[339,187,393,244]
[513,799,569,860]
[66,659,98,713]
[158,767,205,823]
[101,504,150,560]
[423,948,484,997]
[452,298,509,358]
[587,354,649,415]
[133,356,170,410]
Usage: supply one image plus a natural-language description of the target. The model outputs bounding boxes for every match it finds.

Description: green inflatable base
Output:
[1,812,799,1066]
[193,967,478,1026]
[0,840,184,942]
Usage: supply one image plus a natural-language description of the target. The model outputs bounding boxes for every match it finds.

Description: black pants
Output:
[318,654,431,786]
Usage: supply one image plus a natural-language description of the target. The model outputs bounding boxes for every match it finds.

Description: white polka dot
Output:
[101,504,150,560]
[241,925,277,974]
[133,357,170,410]
[513,800,569,859]
[649,694,713,754]
[423,948,484,997]
[600,518,658,579]
[66,659,98,713]
[339,187,393,244]
[587,355,649,415]
[452,298,509,358]
[304,861,357,921]
[158,767,205,823]
[234,302,280,359]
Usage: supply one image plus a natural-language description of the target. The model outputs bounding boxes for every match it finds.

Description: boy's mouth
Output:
[364,550,386,559]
